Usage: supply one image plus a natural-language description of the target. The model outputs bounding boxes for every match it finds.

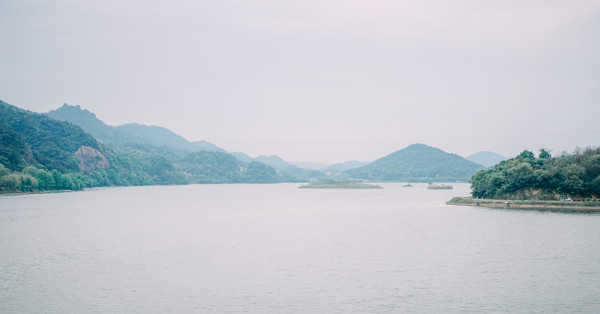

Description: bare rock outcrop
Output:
[75,146,110,172]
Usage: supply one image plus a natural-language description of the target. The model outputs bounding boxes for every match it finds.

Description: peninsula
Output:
[447,148,600,212]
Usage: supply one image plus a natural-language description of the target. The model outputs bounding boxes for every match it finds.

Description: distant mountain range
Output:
[47,104,224,153]
[1,99,507,193]
[47,104,333,178]
[326,161,370,173]
[344,143,485,182]
[0,100,285,192]
[289,161,331,171]
[466,151,507,168]
[291,161,369,172]
[252,155,324,181]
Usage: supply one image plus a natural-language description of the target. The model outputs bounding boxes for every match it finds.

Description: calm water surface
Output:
[1,183,600,313]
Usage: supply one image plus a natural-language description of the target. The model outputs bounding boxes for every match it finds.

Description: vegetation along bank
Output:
[448,148,600,212]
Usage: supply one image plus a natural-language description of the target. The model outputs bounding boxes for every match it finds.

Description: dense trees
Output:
[1,101,100,172]
[177,151,280,184]
[1,100,283,193]
[243,161,279,183]
[0,142,282,193]
[179,151,241,183]
[0,164,88,192]
[470,148,600,200]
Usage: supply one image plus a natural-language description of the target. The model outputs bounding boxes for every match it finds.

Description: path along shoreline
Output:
[447,197,600,213]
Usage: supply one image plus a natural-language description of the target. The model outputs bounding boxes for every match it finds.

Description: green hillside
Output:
[0,100,100,172]
[179,151,279,183]
[255,155,293,171]
[114,123,198,150]
[47,104,323,182]
[1,100,281,193]
[0,100,194,191]
[46,104,124,144]
[344,143,485,182]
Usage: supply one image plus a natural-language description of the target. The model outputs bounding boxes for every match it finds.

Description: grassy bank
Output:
[447,197,600,212]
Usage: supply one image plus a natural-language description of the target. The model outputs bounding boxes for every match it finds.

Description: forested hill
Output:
[47,104,329,181]
[253,155,324,182]
[344,143,485,182]
[1,100,282,193]
[470,148,600,200]
[48,104,224,152]
[0,100,101,172]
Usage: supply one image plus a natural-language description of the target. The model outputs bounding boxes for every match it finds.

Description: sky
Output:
[1,0,599,164]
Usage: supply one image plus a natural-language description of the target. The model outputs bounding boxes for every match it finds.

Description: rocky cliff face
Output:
[75,146,110,172]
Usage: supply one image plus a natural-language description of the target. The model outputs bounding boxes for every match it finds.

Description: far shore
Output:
[299,183,383,189]
[447,197,600,213]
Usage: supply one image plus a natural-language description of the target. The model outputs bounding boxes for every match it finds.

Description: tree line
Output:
[470,148,600,200]
[0,148,282,193]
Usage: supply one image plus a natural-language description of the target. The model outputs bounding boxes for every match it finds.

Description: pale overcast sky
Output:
[1,0,599,163]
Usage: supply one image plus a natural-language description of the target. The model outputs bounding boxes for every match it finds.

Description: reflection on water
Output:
[1,183,600,313]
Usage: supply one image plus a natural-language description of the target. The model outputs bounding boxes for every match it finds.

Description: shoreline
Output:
[0,189,79,196]
[447,197,600,213]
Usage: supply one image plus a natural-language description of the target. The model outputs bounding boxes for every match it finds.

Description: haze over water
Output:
[2,183,600,313]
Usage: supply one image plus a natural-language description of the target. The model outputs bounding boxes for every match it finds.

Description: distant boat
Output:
[428,184,453,190]
[402,184,413,187]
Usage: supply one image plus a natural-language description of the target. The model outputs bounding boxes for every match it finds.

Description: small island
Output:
[299,179,382,189]
[428,183,453,190]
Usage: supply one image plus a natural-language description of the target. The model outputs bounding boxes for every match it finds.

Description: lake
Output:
[1,183,600,313]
